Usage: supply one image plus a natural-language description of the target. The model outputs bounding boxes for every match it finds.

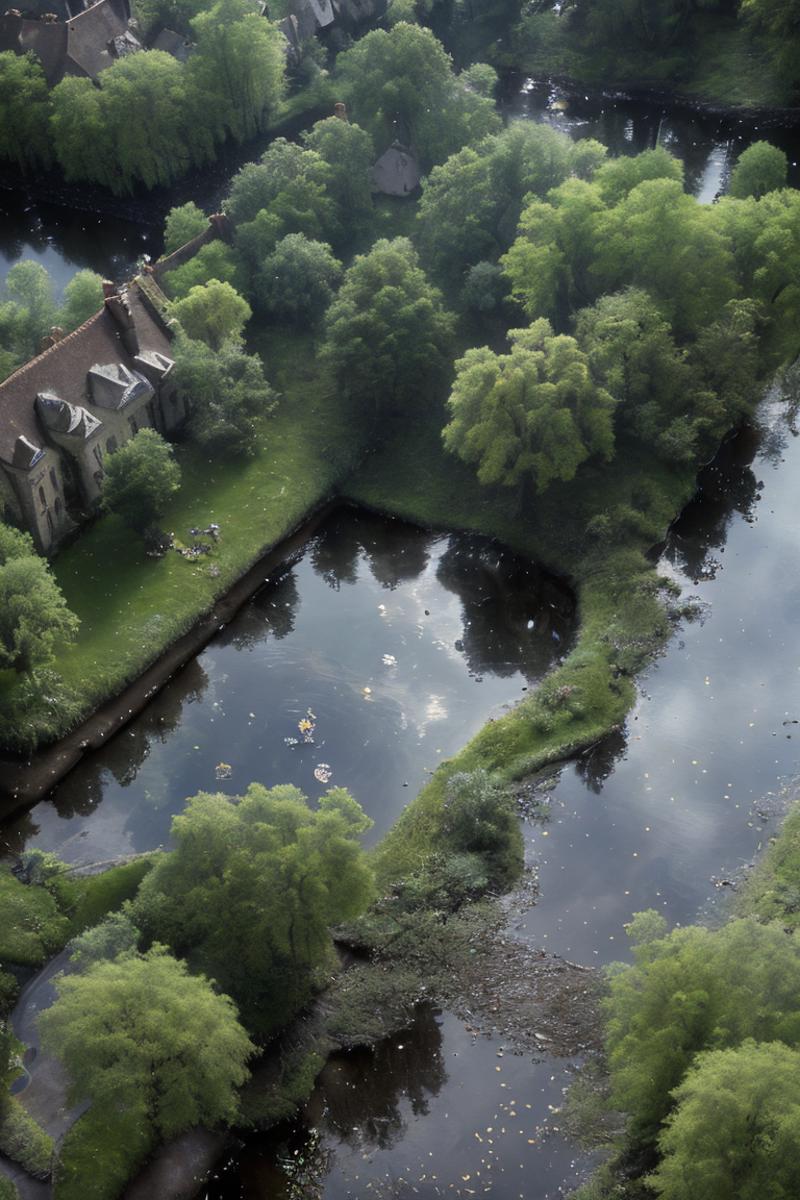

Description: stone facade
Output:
[0,280,181,555]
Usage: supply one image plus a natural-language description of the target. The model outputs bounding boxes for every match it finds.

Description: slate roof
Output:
[152,26,191,59]
[0,0,135,85]
[0,283,171,469]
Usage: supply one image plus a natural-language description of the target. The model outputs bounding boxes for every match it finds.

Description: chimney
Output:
[102,279,116,299]
[209,212,232,242]
[334,101,348,122]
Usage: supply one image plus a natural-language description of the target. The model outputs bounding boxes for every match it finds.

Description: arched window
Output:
[39,486,47,511]
[54,496,63,516]
[106,436,118,454]
[49,468,58,491]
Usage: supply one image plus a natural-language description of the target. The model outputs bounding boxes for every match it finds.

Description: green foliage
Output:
[169,278,251,349]
[0,1175,18,1200]
[729,141,788,199]
[53,1107,154,1200]
[302,117,376,244]
[650,1041,800,1200]
[102,429,181,534]
[418,122,587,287]
[604,918,800,1146]
[0,52,52,171]
[39,947,254,1137]
[132,784,374,1035]
[324,963,426,1046]
[574,288,703,462]
[443,319,616,498]
[3,261,56,359]
[172,335,276,456]
[592,178,736,336]
[624,907,668,945]
[440,769,523,886]
[321,236,454,421]
[238,1046,325,1128]
[336,23,500,169]
[58,270,104,332]
[255,233,342,323]
[593,146,683,206]
[188,0,286,143]
[162,240,244,300]
[0,973,18,1017]
[461,260,508,312]
[68,911,139,970]
[739,802,800,927]
[502,176,606,323]
[68,857,154,935]
[460,61,498,96]
[133,0,206,36]
[0,1098,53,1179]
[163,201,208,254]
[52,52,211,194]
[0,524,79,674]
[226,138,336,249]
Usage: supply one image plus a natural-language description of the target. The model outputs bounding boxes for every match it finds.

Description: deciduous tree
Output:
[0,525,79,673]
[102,429,181,534]
[729,141,788,199]
[443,319,615,501]
[170,279,251,349]
[256,233,341,323]
[0,52,52,171]
[132,784,374,1033]
[321,237,454,421]
[59,270,104,331]
[163,202,207,254]
[39,947,253,1137]
[172,335,276,456]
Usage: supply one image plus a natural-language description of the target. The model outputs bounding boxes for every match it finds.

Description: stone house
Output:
[0,279,181,554]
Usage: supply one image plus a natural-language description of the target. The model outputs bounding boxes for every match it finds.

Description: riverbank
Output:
[498,12,799,115]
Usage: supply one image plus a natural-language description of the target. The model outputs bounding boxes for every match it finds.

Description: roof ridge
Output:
[0,308,109,396]
[67,0,112,24]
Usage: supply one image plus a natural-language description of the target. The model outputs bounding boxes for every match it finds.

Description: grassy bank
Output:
[343,399,694,884]
[502,12,795,111]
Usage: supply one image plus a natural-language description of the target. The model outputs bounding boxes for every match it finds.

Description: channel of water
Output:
[1,81,799,1200]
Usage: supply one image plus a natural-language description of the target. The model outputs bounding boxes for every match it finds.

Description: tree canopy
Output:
[0,52,52,172]
[604,917,800,1147]
[0,524,79,673]
[255,233,342,324]
[102,429,181,534]
[170,279,251,349]
[163,202,208,255]
[60,270,104,331]
[650,1041,800,1200]
[729,141,788,200]
[172,336,276,456]
[336,23,500,169]
[301,117,376,244]
[39,947,253,1137]
[132,784,374,1034]
[321,237,454,421]
[442,319,615,500]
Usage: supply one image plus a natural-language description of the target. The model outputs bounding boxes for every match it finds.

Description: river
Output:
[1,82,799,1200]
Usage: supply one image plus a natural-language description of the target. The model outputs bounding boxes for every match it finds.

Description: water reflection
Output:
[209,1009,590,1200]
[2,509,571,863]
[505,79,800,201]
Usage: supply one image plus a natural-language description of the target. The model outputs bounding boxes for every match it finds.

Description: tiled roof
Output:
[0,283,172,468]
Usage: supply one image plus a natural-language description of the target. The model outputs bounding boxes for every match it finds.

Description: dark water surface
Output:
[197,392,800,1200]
[0,509,572,861]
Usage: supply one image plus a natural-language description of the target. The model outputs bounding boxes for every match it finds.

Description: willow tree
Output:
[443,319,615,507]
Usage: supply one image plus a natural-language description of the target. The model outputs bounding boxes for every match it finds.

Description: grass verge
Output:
[0,1098,53,1180]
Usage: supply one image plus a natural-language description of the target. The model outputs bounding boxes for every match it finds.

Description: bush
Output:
[0,973,18,1017]
[0,1176,19,1200]
[0,868,70,967]
[53,1108,153,1200]
[440,769,523,887]
[0,1099,53,1179]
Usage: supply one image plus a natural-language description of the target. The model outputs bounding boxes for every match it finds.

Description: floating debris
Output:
[298,708,316,742]
[314,763,333,784]
[214,762,232,780]
[382,653,398,667]
[284,736,299,747]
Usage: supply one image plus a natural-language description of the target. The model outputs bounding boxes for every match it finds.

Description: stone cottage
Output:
[0,279,181,554]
